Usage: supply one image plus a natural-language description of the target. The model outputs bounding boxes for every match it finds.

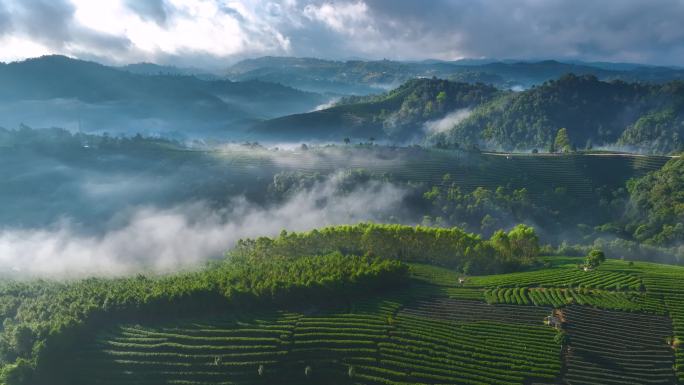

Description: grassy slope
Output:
[57,257,684,385]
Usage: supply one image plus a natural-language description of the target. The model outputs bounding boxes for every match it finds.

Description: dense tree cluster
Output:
[422,177,538,237]
[625,157,684,246]
[233,223,540,275]
[0,253,407,384]
[419,174,627,241]
[263,154,683,264]
[584,249,607,269]
[438,74,684,153]
[0,126,179,153]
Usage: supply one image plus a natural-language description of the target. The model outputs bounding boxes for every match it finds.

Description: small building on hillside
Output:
[544,315,561,329]
[458,277,466,285]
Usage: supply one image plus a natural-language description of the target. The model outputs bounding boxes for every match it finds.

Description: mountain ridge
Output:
[228,56,684,94]
[0,55,326,138]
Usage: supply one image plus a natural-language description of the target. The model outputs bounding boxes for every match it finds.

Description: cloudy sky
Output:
[0,0,683,67]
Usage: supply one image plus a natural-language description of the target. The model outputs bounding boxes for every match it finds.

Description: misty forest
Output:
[1,1,684,385]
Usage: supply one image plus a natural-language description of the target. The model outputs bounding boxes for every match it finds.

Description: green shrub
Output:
[585,249,606,268]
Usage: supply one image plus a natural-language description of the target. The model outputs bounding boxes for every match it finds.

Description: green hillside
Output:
[250,79,499,141]
[251,74,684,153]
[47,256,684,385]
[1,224,683,384]
[440,74,684,153]
[63,295,560,385]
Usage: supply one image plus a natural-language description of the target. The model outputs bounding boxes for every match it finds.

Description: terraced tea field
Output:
[54,257,684,385]
[72,312,298,385]
[466,259,644,290]
[636,264,684,383]
[65,297,560,385]
[562,306,675,385]
[207,147,670,201]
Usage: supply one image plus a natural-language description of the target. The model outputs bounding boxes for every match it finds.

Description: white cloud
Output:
[303,2,372,36]
[0,0,684,68]
[423,109,472,135]
[0,173,407,278]
[0,34,52,61]
[0,0,295,65]
[67,0,289,63]
[312,97,339,111]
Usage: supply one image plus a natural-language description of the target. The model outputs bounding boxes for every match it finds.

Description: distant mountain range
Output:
[227,56,684,95]
[0,55,325,138]
[1,55,683,152]
[119,62,220,80]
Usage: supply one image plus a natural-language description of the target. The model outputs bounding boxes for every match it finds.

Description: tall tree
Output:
[554,128,572,153]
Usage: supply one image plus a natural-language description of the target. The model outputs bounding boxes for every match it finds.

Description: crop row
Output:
[66,294,566,385]
[400,298,549,326]
[628,262,684,382]
[561,305,675,385]
[483,287,663,313]
[378,314,560,385]
[471,265,642,290]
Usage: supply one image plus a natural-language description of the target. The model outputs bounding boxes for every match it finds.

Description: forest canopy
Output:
[435,74,684,153]
[626,156,684,246]
[0,252,408,384]
[232,223,541,275]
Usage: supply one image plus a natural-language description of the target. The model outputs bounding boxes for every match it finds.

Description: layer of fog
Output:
[312,97,340,111]
[592,143,669,156]
[0,98,249,140]
[209,142,410,170]
[0,173,407,278]
[423,109,472,135]
[1,131,416,232]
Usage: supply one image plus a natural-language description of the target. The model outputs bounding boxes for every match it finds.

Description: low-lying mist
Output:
[423,109,472,135]
[0,173,407,278]
[4,127,680,278]
[0,99,254,140]
[312,98,340,111]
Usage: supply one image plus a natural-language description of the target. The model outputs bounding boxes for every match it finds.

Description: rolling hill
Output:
[440,74,684,153]
[444,74,684,153]
[250,78,500,141]
[0,56,326,138]
[13,238,684,385]
[253,73,684,153]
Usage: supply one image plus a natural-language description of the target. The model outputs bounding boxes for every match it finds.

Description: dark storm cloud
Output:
[9,0,75,46]
[0,2,10,34]
[352,0,684,64]
[124,0,168,26]
[0,0,132,62]
[0,0,684,66]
